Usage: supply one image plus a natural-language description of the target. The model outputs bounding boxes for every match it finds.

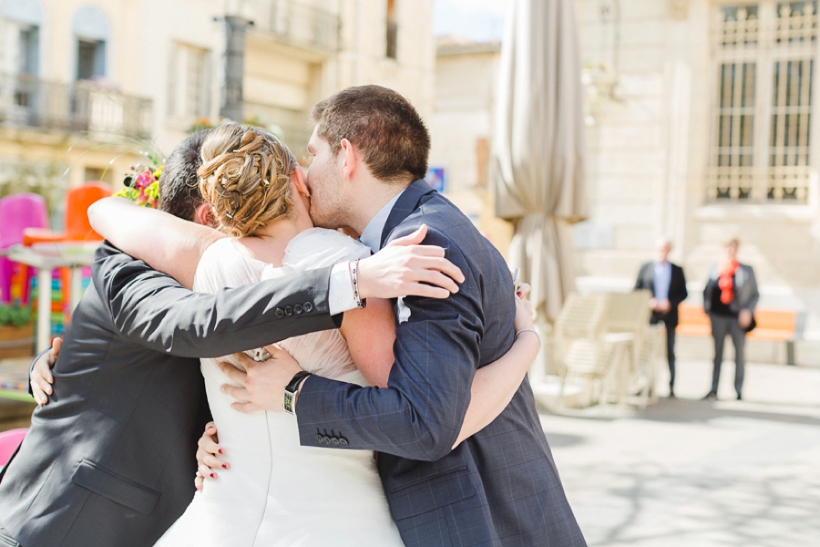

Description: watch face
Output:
[283,391,296,414]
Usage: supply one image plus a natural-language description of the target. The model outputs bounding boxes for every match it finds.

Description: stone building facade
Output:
[429,2,819,364]
[0,0,434,208]
[576,0,820,363]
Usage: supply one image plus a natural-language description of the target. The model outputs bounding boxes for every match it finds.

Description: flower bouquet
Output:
[114,163,163,208]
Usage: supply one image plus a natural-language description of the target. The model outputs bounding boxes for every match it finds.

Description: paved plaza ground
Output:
[542,359,820,547]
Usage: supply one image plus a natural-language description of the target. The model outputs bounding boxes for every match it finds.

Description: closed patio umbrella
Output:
[493,0,588,323]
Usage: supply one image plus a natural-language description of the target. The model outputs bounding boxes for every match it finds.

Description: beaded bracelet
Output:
[349,259,366,309]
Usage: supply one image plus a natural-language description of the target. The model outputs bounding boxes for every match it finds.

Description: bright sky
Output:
[433,0,507,42]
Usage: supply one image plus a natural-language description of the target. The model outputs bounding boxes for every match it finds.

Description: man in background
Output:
[635,239,688,397]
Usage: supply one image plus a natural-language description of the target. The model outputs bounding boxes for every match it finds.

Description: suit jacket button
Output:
[339,437,348,446]
[293,304,302,315]
[285,306,293,316]
[322,435,331,444]
[331,437,340,445]
[304,302,313,313]
[275,308,285,319]
[316,434,324,443]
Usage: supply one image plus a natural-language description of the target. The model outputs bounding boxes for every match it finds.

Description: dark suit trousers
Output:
[709,314,746,396]
[652,316,677,389]
[665,322,676,389]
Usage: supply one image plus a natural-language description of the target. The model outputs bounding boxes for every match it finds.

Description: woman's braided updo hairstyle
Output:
[197,124,298,238]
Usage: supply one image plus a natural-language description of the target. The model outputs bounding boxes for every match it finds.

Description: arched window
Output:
[71,6,109,81]
[0,0,44,75]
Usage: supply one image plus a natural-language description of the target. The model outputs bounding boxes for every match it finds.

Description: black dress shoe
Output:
[736,393,742,400]
[668,389,676,398]
[702,392,717,401]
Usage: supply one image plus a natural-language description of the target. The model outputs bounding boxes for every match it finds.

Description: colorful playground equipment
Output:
[0,183,111,344]
[0,193,49,305]
[22,183,111,327]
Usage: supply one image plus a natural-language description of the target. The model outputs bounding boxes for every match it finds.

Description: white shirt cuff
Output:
[328,262,357,316]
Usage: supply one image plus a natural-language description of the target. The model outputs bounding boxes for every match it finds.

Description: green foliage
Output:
[0,303,32,328]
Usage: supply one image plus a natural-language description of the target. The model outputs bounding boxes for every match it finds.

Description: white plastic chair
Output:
[555,293,620,407]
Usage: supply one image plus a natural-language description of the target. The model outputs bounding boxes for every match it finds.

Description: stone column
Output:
[220,15,251,122]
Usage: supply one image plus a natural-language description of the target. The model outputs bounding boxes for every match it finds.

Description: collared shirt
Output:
[653,260,672,302]
[328,189,406,314]
[359,190,404,253]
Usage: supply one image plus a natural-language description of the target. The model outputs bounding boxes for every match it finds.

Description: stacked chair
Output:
[602,290,658,409]
[555,293,617,407]
[0,194,49,305]
[553,290,664,409]
[0,428,27,467]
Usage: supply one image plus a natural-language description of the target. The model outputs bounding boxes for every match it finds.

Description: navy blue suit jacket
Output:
[296,180,586,547]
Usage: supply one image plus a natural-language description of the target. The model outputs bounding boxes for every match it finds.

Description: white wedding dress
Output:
[154,228,404,547]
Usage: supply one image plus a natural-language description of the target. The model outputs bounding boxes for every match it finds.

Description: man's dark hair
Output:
[158,129,213,220]
[311,85,430,183]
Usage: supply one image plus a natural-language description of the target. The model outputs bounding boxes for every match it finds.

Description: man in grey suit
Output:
[0,130,462,547]
[221,86,586,546]
[702,238,759,400]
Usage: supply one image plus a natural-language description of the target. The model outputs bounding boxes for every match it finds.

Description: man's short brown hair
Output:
[310,85,430,183]
[158,129,212,220]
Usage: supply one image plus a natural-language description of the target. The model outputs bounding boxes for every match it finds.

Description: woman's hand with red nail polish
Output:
[195,421,229,491]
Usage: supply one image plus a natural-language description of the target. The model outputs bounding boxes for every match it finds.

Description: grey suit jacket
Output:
[703,263,760,315]
[296,181,586,547]
[0,241,340,547]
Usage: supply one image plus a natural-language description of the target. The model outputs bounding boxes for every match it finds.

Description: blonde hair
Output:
[197,124,298,237]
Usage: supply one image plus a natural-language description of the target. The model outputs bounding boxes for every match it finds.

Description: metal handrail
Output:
[0,73,153,139]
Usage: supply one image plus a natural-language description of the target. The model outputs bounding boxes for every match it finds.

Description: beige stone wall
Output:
[429,40,513,257]
[430,42,499,193]
[335,0,435,117]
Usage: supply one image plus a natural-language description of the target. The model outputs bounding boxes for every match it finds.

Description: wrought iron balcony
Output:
[0,74,153,140]
[253,0,340,52]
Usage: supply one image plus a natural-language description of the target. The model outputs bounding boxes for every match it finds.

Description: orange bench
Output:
[677,304,806,365]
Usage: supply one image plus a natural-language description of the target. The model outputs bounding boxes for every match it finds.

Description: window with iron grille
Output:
[708,2,817,203]
[168,43,211,120]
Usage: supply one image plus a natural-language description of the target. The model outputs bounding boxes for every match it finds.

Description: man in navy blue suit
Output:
[216,85,586,547]
[7,124,467,547]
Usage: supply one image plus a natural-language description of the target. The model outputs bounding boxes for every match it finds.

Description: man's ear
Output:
[340,138,359,181]
[292,167,309,197]
[194,202,216,227]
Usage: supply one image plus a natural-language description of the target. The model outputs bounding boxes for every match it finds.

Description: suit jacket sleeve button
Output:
[322,435,331,444]
[339,437,348,446]
[285,306,293,316]
[316,434,324,443]
[304,302,313,313]
[331,437,340,445]
[275,308,285,319]
[293,304,302,314]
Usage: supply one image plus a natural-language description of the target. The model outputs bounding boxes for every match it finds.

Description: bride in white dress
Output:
[90,125,539,547]
[153,126,403,546]
[162,231,402,546]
